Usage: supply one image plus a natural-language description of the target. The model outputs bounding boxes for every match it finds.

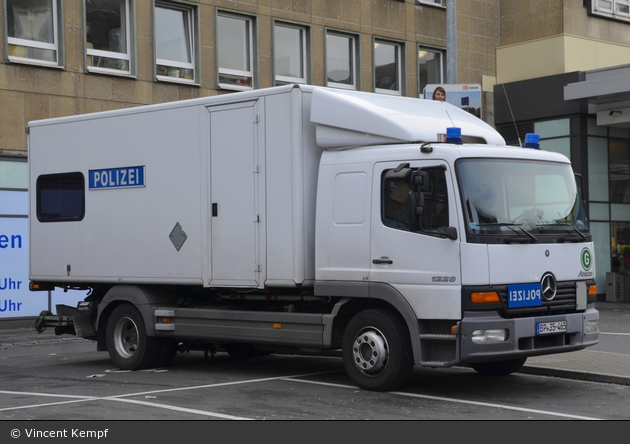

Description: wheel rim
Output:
[351,327,388,375]
[113,316,139,359]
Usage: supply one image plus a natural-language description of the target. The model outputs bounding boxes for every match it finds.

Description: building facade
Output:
[1,0,504,156]
[492,1,630,298]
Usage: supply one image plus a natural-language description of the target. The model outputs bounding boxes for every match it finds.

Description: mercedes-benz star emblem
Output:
[541,273,557,301]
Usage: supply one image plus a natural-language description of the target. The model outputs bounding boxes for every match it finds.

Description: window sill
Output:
[86,66,135,78]
[156,75,199,86]
[7,57,63,70]
[218,83,254,92]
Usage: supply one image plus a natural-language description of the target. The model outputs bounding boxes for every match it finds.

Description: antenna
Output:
[444,109,456,127]
[502,84,521,147]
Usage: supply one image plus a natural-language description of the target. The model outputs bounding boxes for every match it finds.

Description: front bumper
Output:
[459,305,599,363]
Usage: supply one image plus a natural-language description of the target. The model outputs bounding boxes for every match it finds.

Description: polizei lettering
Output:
[89,166,145,190]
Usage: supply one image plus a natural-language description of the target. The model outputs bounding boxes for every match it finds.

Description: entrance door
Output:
[208,101,260,287]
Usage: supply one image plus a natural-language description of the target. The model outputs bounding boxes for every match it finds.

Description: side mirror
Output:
[445,226,458,240]
[407,171,430,231]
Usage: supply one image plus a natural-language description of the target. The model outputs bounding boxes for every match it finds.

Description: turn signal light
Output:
[588,285,597,296]
[471,292,500,303]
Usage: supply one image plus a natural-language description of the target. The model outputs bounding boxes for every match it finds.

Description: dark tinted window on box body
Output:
[37,172,85,222]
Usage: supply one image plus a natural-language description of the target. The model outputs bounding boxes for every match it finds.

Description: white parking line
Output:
[282,378,604,421]
[104,397,253,420]
[0,370,342,419]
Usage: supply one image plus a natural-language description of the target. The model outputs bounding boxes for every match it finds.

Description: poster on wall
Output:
[0,190,87,319]
[424,84,482,119]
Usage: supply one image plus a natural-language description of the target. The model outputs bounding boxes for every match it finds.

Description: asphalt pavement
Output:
[2,302,630,386]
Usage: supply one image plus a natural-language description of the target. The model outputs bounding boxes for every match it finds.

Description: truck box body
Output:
[29,85,324,289]
[28,85,599,392]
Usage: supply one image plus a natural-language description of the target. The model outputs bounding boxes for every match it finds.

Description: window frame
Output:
[216,11,255,92]
[84,0,134,77]
[415,0,446,7]
[418,46,444,98]
[325,29,359,91]
[5,0,63,67]
[36,172,85,223]
[373,38,404,96]
[273,21,309,86]
[154,1,198,84]
[589,0,630,21]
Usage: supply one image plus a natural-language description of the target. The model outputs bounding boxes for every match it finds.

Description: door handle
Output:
[372,257,393,265]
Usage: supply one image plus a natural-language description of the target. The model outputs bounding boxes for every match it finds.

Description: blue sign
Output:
[508,283,542,308]
[89,166,145,190]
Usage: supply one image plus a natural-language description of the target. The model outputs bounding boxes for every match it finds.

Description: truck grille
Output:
[499,281,576,318]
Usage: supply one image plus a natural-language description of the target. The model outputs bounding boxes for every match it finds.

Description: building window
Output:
[374,39,403,96]
[326,31,358,90]
[36,172,85,223]
[274,22,308,85]
[85,0,133,75]
[418,47,444,98]
[416,0,446,7]
[534,119,571,160]
[155,2,197,83]
[5,0,62,67]
[589,0,630,21]
[0,158,28,190]
[217,12,254,91]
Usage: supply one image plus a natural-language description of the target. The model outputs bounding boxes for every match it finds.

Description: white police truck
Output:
[29,85,599,391]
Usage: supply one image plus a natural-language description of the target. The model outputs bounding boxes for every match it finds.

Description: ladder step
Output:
[419,334,456,341]
[421,361,450,367]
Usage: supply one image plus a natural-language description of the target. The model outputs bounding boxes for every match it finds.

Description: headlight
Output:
[472,329,508,344]
[586,320,599,334]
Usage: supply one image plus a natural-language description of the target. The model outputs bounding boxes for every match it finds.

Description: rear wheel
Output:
[469,358,527,376]
[106,304,161,370]
[342,309,414,392]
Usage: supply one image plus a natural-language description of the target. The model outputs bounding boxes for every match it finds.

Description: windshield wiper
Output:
[474,223,538,243]
[537,223,588,242]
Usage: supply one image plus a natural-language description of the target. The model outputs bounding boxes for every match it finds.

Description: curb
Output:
[519,365,630,386]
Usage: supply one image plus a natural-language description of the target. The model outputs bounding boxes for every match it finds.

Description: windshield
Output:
[457,158,589,242]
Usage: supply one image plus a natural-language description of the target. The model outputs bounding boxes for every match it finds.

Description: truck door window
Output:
[421,167,449,233]
[381,166,449,234]
[36,172,85,222]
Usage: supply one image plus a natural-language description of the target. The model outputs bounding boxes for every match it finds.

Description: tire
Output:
[342,309,414,392]
[469,358,527,376]
[153,339,179,368]
[106,304,162,370]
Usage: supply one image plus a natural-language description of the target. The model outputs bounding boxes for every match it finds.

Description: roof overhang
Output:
[564,65,630,128]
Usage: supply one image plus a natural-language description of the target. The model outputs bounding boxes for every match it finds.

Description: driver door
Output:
[370,161,462,319]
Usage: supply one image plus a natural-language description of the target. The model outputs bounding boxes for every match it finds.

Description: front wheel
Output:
[469,358,527,376]
[106,304,162,370]
[342,309,414,392]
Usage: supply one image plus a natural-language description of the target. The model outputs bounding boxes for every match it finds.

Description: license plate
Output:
[537,321,567,335]
[507,283,542,308]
